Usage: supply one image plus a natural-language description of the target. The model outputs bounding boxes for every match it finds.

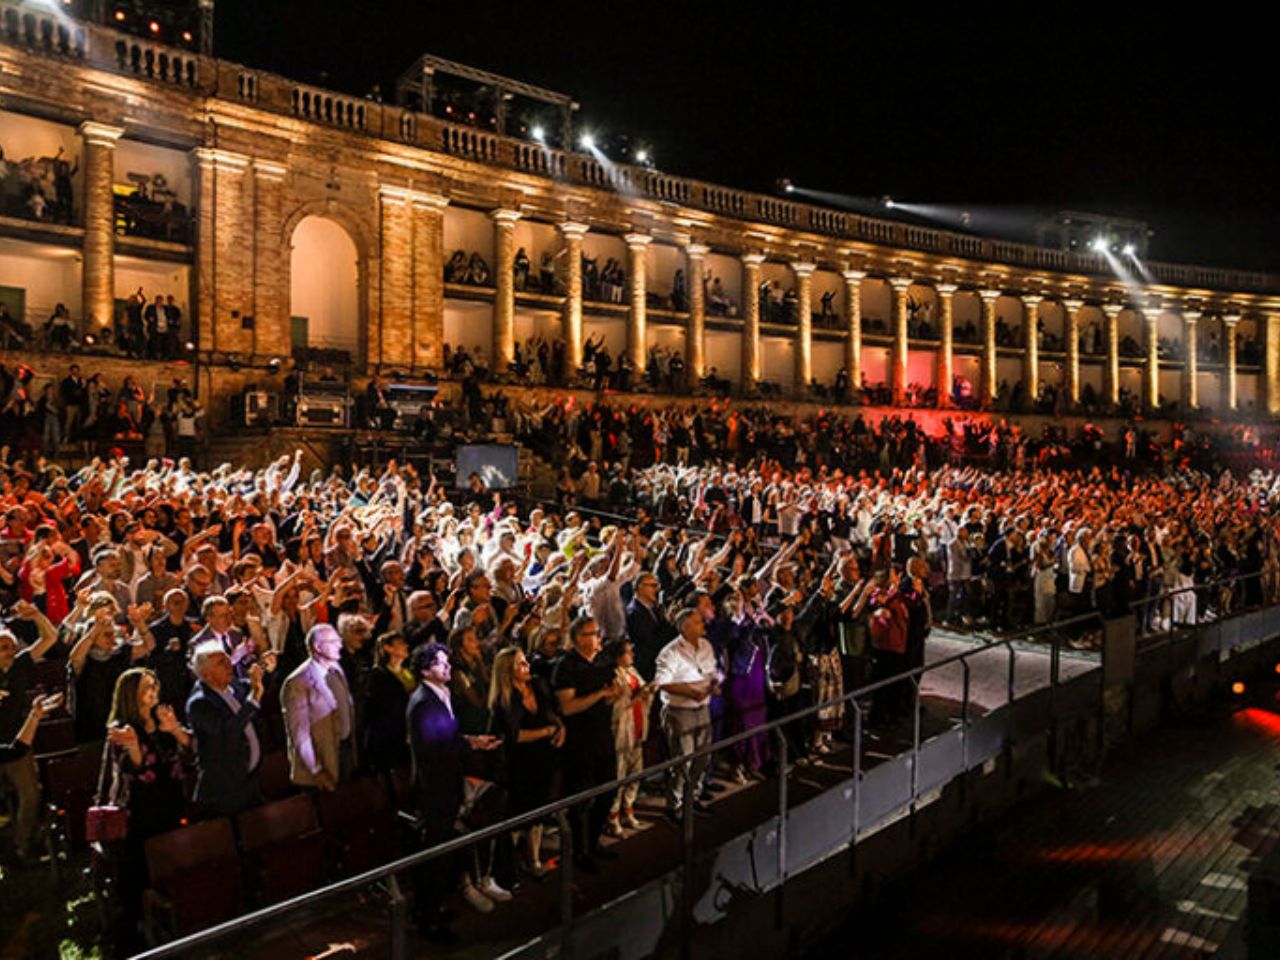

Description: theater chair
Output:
[43,747,103,857]
[143,818,242,942]
[316,777,400,877]
[236,793,326,904]
[257,750,296,802]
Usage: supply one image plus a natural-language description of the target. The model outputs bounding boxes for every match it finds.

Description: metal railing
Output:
[124,568,1275,959]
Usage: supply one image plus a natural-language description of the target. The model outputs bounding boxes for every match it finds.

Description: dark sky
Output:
[215,3,1279,273]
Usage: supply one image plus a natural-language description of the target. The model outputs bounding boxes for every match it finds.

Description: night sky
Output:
[215,3,1278,274]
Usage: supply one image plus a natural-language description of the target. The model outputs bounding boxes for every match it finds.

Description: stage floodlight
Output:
[635,149,649,164]
[530,125,545,143]
[579,132,595,150]
[1091,237,1108,252]
[1123,243,1136,257]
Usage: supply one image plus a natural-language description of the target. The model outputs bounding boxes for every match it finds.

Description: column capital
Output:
[889,276,914,292]
[1183,310,1202,324]
[1101,303,1124,318]
[841,269,866,282]
[623,232,653,250]
[252,159,288,181]
[558,221,589,239]
[191,147,250,173]
[78,121,125,147]
[1223,313,1242,328]
[1142,301,1163,318]
[410,191,449,211]
[1062,298,1085,312]
[684,242,710,258]
[741,252,766,267]
[935,282,959,297]
[978,289,1003,303]
[791,261,816,278]
[490,208,522,226]
[1021,294,1044,307]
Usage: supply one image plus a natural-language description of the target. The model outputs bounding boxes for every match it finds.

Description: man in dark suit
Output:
[626,572,673,681]
[407,641,500,942]
[190,595,252,675]
[186,640,265,817]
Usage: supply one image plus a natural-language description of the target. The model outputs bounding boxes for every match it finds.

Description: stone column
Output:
[978,289,1001,405]
[491,208,521,375]
[411,192,449,369]
[889,277,913,405]
[192,147,251,355]
[1101,304,1122,406]
[1022,294,1043,407]
[558,222,588,374]
[376,186,413,368]
[624,233,652,374]
[251,160,288,357]
[1142,303,1161,411]
[684,242,709,383]
[1183,310,1200,410]
[1063,298,1084,407]
[1267,313,1280,416]
[935,283,957,407]
[741,253,765,388]
[842,269,865,395]
[792,261,815,395]
[79,121,124,338]
[1224,314,1240,411]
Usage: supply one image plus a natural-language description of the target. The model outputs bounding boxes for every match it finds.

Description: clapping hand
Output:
[32,692,64,719]
[12,599,38,620]
[248,662,265,702]
[155,704,180,734]
[107,724,139,751]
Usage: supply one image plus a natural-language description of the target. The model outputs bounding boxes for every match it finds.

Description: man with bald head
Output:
[281,623,355,791]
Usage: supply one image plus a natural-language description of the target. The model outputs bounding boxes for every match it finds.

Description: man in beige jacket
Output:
[282,623,355,790]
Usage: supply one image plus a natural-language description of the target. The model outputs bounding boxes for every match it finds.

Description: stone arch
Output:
[282,199,373,368]
[288,212,366,365]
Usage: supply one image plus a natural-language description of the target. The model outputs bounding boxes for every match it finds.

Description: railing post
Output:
[960,659,971,772]
[556,808,575,960]
[1006,643,1017,705]
[851,694,862,843]
[910,677,922,807]
[386,871,408,960]
[681,759,697,960]
[774,727,788,927]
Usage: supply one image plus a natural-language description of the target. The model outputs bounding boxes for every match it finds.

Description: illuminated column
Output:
[889,277,912,405]
[251,160,288,357]
[842,269,865,395]
[1224,313,1240,411]
[559,222,588,373]
[1101,304,1122,406]
[491,208,521,375]
[411,192,449,369]
[1063,298,1084,407]
[79,121,124,339]
[624,232,652,373]
[1183,310,1200,409]
[792,261,815,394]
[684,241,709,382]
[935,283,957,407]
[376,186,413,368]
[979,289,1001,405]
[1022,294,1043,406]
[192,147,251,355]
[741,253,765,387]
[1267,313,1280,416]
[1142,302,1161,411]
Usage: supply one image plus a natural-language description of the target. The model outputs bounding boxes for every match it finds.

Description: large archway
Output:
[289,215,360,361]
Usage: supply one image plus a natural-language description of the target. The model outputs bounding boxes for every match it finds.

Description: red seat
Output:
[316,776,400,876]
[144,818,243,937]
[43,746,103,852]
[236,793,325,904]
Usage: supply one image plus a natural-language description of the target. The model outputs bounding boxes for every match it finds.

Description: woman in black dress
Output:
[488,647,564,877]
[105,667,192,952]
[362,632,414,774]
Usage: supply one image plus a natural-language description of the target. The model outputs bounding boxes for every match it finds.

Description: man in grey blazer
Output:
[281,623,356,791]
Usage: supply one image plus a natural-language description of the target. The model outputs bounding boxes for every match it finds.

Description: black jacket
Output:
[185,679,261,816]
[407,683,468,834]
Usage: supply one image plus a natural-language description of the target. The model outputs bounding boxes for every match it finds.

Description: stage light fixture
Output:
[579,132,595,150]
[1232,681,1246,696]
[114,9,125,20]
[635,149,649,164]
[182,30,193,42]
[881,195,895,209]
[530,125,545,143]
[1123,243,1136,257]
[184,341,195,352]
[1090,237,1107,252]
[148,20,159,33]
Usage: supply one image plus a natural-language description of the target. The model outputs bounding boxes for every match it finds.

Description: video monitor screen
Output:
[455,444,519,490]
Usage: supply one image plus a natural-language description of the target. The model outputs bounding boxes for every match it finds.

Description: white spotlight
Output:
[1091,237,1108,253]
[530,125,545,143]
[1123,243,1136,257]
[579,132,595,150]
[635,149,649,164]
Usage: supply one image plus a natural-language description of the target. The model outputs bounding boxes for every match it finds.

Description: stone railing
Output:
[0,1,1275,295]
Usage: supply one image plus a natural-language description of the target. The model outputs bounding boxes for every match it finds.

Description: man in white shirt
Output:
[581,531,638,642]
[653,606,720,819]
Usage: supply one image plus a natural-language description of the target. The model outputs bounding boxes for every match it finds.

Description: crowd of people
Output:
[0,289,188,360]
[2,373,1279,952]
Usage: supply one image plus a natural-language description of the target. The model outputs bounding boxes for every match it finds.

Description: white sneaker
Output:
[479,876,513,902]
[461,880,495,913]
[622,810,643,831]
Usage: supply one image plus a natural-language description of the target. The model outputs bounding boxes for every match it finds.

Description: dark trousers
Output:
[869,649,909,727]
[413,815,460,924]
[564,743,615,857]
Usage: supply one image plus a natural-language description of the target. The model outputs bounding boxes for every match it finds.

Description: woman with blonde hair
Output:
[489,646,563,877]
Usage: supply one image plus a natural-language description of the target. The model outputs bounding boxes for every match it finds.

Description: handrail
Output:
[128,568,1272,959]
